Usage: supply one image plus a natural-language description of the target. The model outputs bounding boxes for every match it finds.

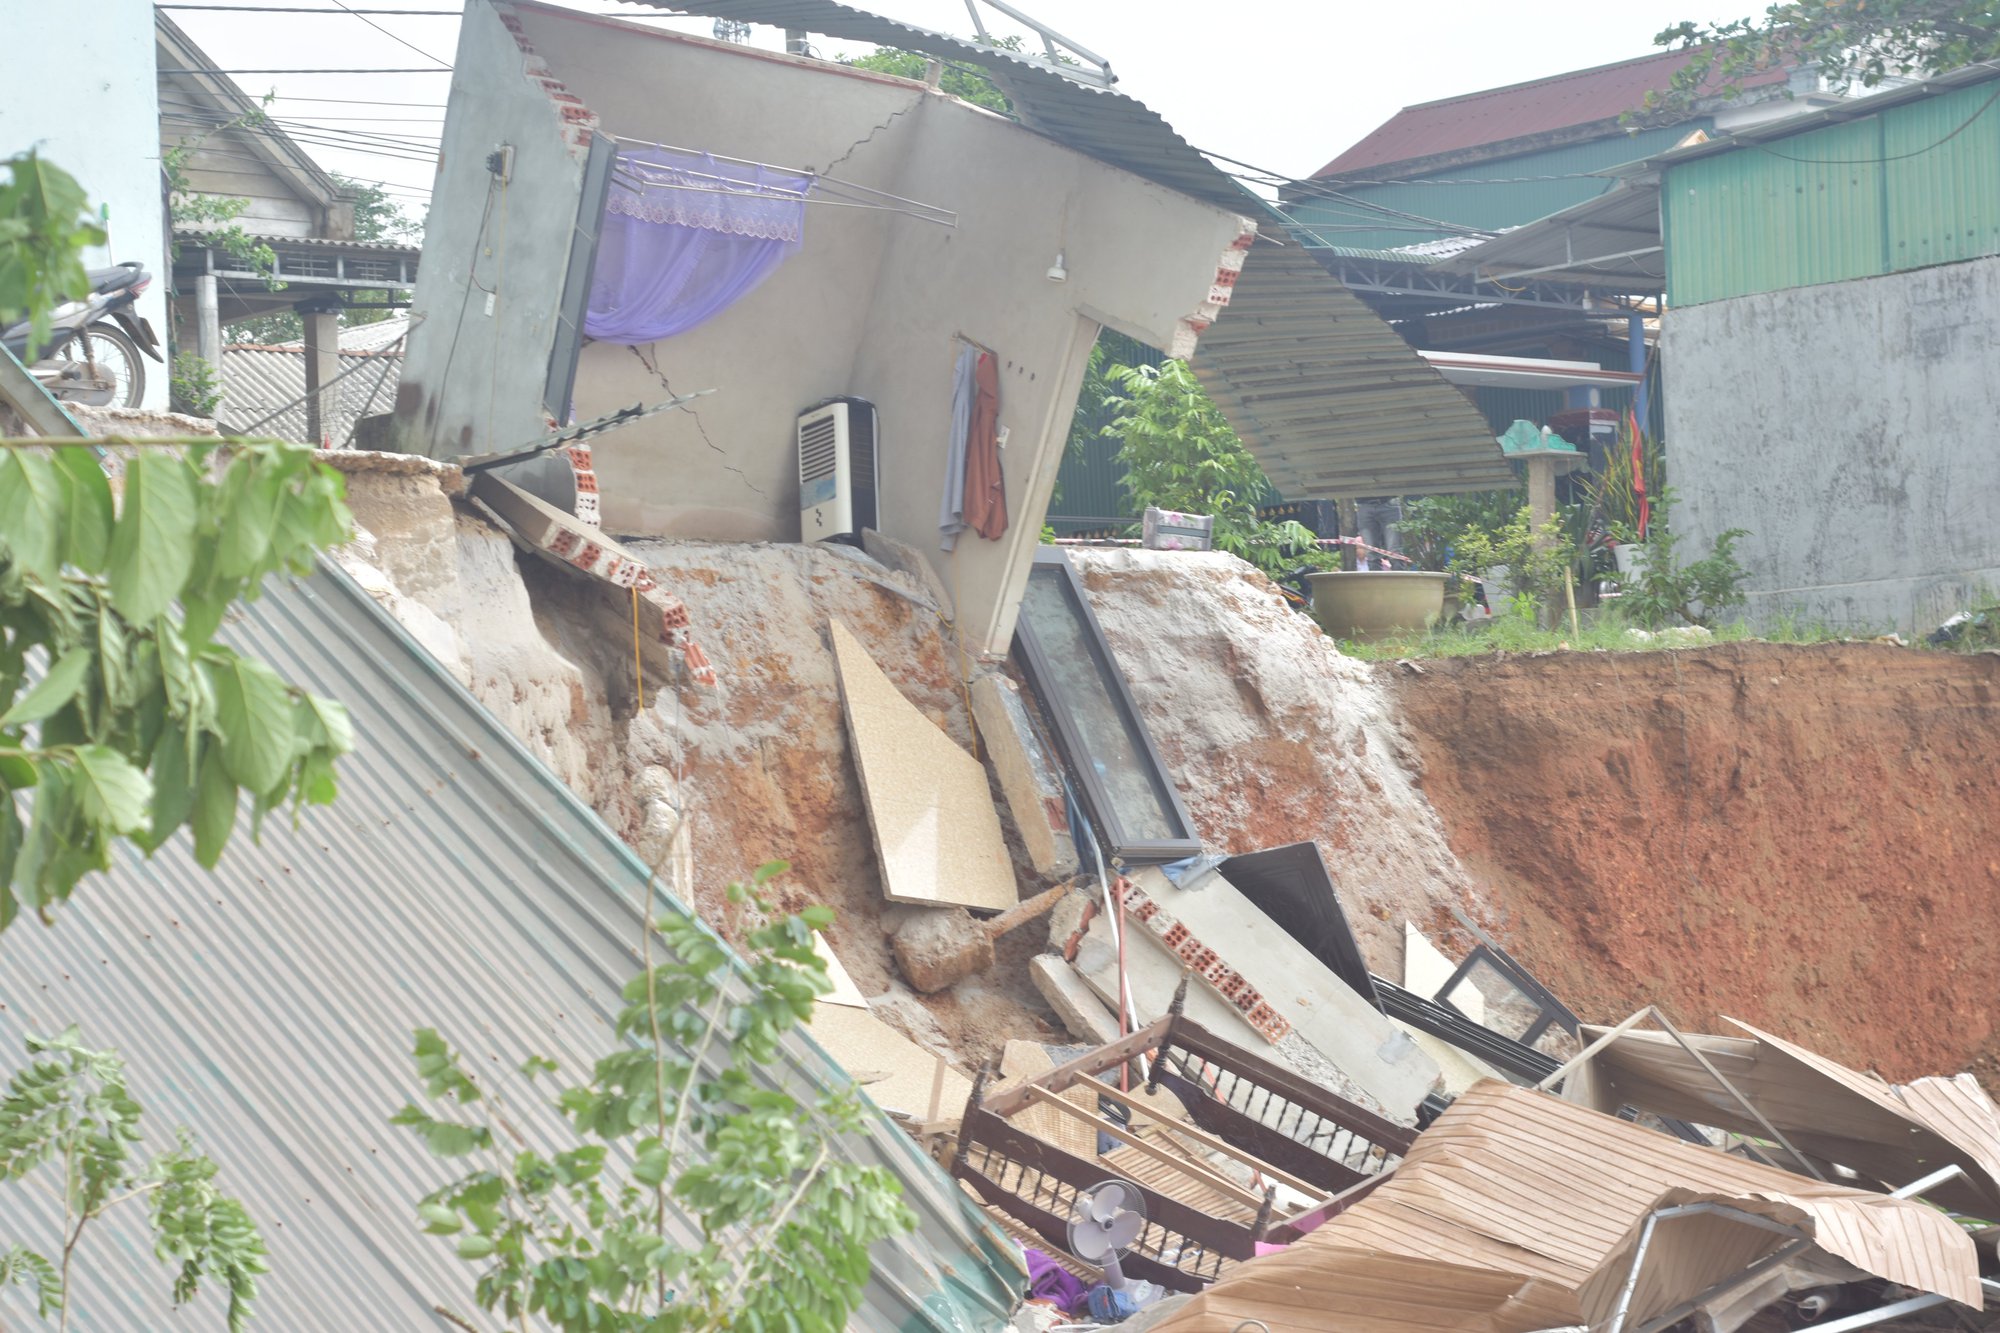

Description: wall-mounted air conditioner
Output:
[797,396,877,545]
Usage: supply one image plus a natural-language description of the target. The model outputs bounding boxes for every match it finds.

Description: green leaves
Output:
[0,438,355,930]
[107,454,201,625]
[207,654,294,797]
[399,870,916,1333]
[0,152,106,356]
[3,1030,259,1328]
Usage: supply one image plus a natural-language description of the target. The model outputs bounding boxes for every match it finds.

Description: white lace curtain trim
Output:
[607,152,809,243]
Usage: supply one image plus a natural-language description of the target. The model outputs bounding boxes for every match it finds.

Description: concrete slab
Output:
[970,675,1079,878]
[1122,867,1440,1116]
[861,526,955,622]
[828,618,1018,914]
[1029,954,1122,1046]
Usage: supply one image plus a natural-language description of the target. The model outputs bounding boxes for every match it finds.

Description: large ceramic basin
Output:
[1307,570,1448,639]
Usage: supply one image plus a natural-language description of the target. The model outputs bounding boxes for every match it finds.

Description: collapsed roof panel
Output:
[0,564,1024,1330]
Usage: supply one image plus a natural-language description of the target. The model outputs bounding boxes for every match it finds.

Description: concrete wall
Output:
[1666,254,2000,631]
[396,0,1245,654]
[394,0,595,479]
[0,0,170,409]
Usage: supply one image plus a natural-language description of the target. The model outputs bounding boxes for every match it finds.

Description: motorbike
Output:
[0,262,163,408]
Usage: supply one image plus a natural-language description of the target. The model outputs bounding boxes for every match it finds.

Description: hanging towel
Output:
[939,344,979,551]
[962,351,1008,541]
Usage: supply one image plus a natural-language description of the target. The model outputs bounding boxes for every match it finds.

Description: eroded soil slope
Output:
[1390,643,2000,1081]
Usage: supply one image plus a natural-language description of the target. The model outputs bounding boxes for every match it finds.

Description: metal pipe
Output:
[1536,1004,1658,1092]
[1476,245,1663,283]
[1606,1203,1811,1333]
[1650,1009,1828,1182]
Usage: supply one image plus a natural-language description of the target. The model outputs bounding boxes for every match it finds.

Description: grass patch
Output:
[1337,608,1878,662]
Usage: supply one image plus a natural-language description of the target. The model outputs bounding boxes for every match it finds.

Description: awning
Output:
[1561,1017,2000,1219]
[642,0,1512,495]
[1437,180,1665,292]
[1193,245,1516,496]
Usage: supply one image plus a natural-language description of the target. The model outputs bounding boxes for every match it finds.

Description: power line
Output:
[162,66,451,74]
[320,0,453,68]
[159,4,461,10]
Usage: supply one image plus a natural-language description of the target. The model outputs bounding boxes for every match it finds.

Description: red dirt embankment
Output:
[1389,643,2000,1082]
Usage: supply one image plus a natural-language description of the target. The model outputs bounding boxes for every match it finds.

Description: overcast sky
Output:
[161,0,1743,220]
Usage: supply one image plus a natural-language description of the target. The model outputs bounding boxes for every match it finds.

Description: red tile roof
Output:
[1313,48,1788,177]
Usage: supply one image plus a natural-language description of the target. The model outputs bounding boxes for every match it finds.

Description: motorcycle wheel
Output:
[52,322,145,408]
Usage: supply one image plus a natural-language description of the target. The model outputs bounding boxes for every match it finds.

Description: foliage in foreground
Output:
[1104,360,1330,576]
[0,153,107,358]
[1651,1,2000,119]
[0,1027,266,1330]
[0,439,356,931]
[397,862,917,1333]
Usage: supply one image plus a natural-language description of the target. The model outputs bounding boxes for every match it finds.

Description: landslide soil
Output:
[1388,643,2000,1082]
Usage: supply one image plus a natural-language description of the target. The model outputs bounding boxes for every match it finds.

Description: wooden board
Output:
[807,1000,971,1121]
[827,618,1017,913]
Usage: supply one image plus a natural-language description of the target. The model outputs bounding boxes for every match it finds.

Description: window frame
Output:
[1010,548,1201,863]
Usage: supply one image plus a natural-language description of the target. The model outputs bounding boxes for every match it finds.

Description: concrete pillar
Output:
[301,305,339,447]
[194,274,222,380]
[1525,454,1559,539]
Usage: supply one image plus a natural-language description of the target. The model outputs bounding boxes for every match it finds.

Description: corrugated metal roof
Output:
[1314,49,1786,178]
[1316,1082,1980,1310]
[622,0,1508,495]
[1192,244,1516,496]
[1561,1017,2000,1218]
[219,335,405,446]
[0,562,1024,1332]
[1435,180,1666,289]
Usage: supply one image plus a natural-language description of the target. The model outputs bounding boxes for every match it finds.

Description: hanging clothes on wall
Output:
[939,342,979,552]
[962,350,1007,541]
[583,147,809,344]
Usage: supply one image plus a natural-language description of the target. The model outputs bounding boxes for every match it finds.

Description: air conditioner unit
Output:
[797,396,877,545]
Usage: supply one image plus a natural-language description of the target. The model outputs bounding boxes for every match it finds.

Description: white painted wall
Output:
[0,0,170,408]
[500,3,1246,652]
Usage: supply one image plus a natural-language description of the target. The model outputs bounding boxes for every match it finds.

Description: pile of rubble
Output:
[327,465,2000,1333]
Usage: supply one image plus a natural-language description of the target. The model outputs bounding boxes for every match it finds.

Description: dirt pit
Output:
[1389,642,2000,1082]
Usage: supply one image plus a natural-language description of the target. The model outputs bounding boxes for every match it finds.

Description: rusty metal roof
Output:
[1314,49,1789,179]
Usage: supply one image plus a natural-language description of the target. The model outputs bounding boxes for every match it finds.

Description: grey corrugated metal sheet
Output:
[0,562,1023,1332]
[1192,245,1516,495]
[624,0,1507,495]
[219,343,403,445]
[625,0,1244,210]
[1435,179,1666,289]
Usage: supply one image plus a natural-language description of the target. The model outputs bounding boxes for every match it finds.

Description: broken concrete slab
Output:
[1104,868,1441,1116]
[889,884,1069,993]
[970,674,1079,878]
[827,618,1018,914]
[1029,954,1122,1046]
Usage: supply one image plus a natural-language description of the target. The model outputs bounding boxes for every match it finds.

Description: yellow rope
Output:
[630,584,646,712]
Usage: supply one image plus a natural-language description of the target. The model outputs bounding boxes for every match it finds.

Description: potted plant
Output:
[1587,418,1664,580]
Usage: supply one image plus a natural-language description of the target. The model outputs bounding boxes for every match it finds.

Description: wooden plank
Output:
[1022,1086,1268,1211]
[982,1019,1170,1117]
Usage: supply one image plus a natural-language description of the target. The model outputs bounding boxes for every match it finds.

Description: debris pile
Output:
[331,482,2000,1332]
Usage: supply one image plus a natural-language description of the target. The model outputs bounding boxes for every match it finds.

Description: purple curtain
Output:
[583,147,809,345]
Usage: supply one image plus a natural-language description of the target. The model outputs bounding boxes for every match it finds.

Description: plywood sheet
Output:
[828,618,1017,913]
[808,1000,971,1122]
